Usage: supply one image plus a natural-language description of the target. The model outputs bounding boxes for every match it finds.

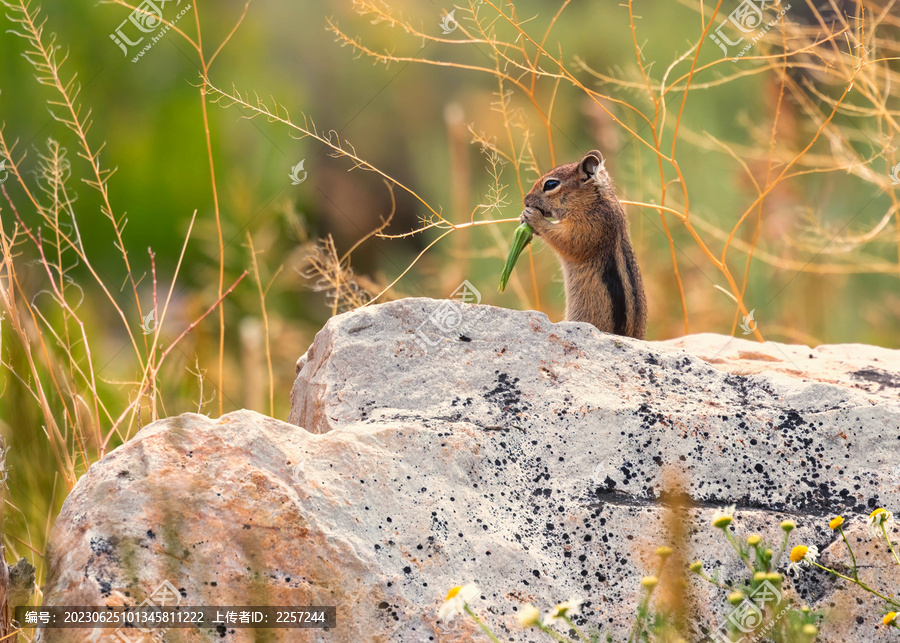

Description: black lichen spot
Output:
[593,477,618,498]
[90,537,115,557]
[852,368,900,390]
[484,373,530,422]
[635,404,665,431]
[777,410,806,433]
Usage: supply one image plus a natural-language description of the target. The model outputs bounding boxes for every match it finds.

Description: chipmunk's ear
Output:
[579,150,605,181]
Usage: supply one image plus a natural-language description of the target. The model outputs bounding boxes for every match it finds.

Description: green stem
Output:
[691,568,730,591]
[722,528,752,570]
[838,527,859,581]
[810,561,900,608]
[537,622,574,642]
[880,523,900,572]
[562,615,591,643]
[464,605,501,643]
[749,543,764,571]
[774,531,790,570]
[626,588,655,643]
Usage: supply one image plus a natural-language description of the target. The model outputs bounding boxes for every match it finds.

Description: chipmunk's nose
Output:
[523,204,551,220]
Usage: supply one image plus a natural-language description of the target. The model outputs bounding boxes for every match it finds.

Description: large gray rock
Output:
[39,298,900,642]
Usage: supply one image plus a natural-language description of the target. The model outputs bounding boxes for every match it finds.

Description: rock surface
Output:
[39,298,900,642]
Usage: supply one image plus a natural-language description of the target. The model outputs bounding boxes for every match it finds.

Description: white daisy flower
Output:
[517,604,541,628]
[868,508,895,537]
[438,583,479,621]
[787,545,818,575]
[542,597,583,626]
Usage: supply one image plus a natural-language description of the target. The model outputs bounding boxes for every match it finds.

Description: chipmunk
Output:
[520,150,647,339]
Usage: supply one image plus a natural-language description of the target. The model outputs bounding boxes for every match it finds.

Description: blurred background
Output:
[0,0,897,603]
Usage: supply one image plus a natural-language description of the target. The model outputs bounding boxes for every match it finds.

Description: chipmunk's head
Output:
[523,150,612,221]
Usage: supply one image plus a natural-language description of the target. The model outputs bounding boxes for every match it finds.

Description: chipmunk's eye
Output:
[542,179,560,192]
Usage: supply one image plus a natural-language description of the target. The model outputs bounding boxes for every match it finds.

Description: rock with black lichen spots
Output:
[39,298,900,641]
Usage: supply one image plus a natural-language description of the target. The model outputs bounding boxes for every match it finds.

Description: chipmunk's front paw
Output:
[520,207,550,234]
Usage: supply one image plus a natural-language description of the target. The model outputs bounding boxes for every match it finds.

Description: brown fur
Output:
[520,150,647,339]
